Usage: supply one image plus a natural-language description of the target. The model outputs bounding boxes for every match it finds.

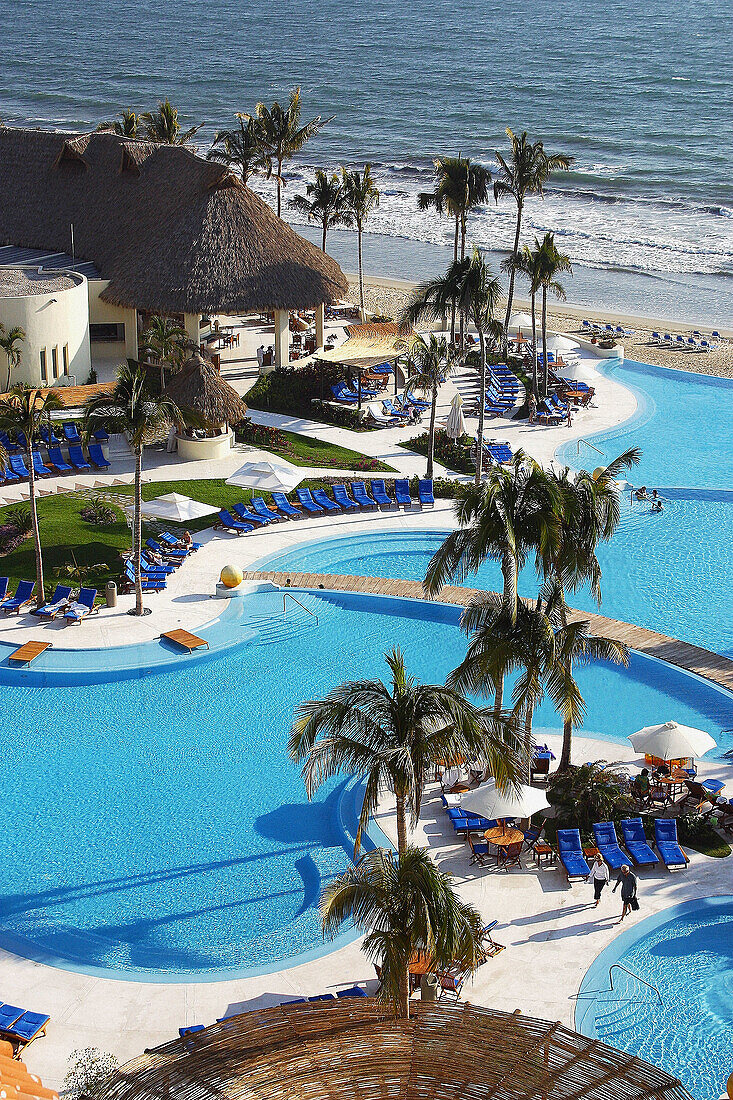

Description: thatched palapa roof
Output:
[164,351,247,425]
[0,128,348,314]
[96,1000,691,1100]
[317,322,407,372]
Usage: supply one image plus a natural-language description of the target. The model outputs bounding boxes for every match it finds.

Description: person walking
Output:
[612,864,638,922]
[588,854,609,906]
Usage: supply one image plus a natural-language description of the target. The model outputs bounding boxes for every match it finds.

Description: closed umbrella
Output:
[445,393,466,441]
[140,493,219,522]
[226,458,303,493]
[629,721,716,762]
[461,778,549,822]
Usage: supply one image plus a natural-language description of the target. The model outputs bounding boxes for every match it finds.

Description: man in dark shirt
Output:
[612,865,638,922]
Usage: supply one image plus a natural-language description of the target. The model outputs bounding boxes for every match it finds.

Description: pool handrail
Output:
[572,962,663,1006]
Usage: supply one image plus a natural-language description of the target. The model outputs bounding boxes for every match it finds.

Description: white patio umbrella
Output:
[629,721,716,762]
[461,778,549,822]
[544,334,580,353]
[225,458,303,493]
[140,493,219,522]
[508,312,533,333]
[445,393,466,440]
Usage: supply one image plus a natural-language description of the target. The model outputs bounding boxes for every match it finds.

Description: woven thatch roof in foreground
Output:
[97,1000,691,1100]
[164,352,247,425]
[0,128,348,314]
[316,322,407,372]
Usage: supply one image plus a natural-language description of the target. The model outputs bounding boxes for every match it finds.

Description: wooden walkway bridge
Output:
[244,570,733,694]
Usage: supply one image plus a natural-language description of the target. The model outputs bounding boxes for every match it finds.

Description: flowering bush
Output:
[405,430,474,474]
[235,420,293,452]
[63,1048,119,1100]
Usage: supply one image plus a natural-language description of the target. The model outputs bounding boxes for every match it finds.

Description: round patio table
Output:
[484,826,524,847]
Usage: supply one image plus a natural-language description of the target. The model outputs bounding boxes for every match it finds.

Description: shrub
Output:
[80,498,118,525]
[404,430,474,474]
[246,363,343,416]
[547,761,635,840]
[310,400,365,430]
[63,1048,119,1100]
[234,419,293,452]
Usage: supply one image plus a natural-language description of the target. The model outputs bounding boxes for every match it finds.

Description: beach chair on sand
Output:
[370,479,394,507]
[592,822,627,869]
[654,818,687,871]
[556,828,590,881]
[63,587,97,624]
[271,492,302,518]
[1,580,35,614]
[34,584,72,620]
[619,818,658,867]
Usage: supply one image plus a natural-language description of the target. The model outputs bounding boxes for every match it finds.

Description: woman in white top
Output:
[588,854,610,905]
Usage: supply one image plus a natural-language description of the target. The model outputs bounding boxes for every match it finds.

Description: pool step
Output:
[245,593,329,646]
[594,1000,656,1041]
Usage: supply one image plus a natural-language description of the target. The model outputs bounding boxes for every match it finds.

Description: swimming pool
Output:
[1,589,731,980]
[575,896,733,1100]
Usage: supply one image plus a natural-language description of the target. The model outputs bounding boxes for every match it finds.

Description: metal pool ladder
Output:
[575,963,663,1005]
[575,437,605,457]
[283,592,319,625]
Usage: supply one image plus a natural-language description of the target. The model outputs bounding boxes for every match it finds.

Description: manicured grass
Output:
[276,431,394,472]
[678,824,731,859]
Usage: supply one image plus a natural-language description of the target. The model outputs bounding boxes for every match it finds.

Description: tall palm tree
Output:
[536,233,572,397]
[501,243,543,399]
[207,114,266,186]
[401,333,455,479]
[290,170,345,253]
[340,165,380,321]
[141,315,188,390]
[0,387,63,608]
[401,251,502,482]
[289,647,521,857]
[493,129,572,353]
[83,363,183,616]
[321,846,484,1018]
[255,87,332,218]
[141,100,200,145]
[0,325,25,393]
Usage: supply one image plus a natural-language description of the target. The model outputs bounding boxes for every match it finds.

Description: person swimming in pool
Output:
[650,489,664,512]
[635,486,649,500]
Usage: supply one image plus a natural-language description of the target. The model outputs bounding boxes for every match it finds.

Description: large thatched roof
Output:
[164,351,248,425]
[96,1000,691,1100]
[317,322,406,371]
[0,128,348,314]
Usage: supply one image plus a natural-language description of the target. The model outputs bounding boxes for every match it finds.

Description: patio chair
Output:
[350,481,377,508]
[479,921,505,957]
[711,799,733,832]
[468,834,491,866]
[217,509,255,534]
[654,818,687,871]
[271,492,302,518]
[530,754,551,783]
[68,445,91,471]
[681,779,720,815]
[34,584,73,620]
[497,840,522,871]
[394,479,413,507]
[63,587,97,624]
[592,822,627,869]
[47,446,73,473]
[63,423,82,444]
[556,828,590,881]
[88,443,111,469]
[332,484,359,510]
[370,479,394,507]
[619,817,658,867]
[437,969,465,1000]
[311,489,340,512]
[295,488,325,514]
[418,479,434,506]
[1,579,35,614]
[521,823,545,852]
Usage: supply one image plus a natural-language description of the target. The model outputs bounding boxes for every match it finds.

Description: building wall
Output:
[0,270,91,387]
[88,281,138,361]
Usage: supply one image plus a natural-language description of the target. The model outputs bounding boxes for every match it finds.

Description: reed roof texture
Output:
[316,322,406,371]
[97,999,691,1100]
[163,351,248,425]
[0,128,348,315]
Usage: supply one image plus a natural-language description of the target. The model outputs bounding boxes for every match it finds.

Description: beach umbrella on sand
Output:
[226,458,303,493]
[629,721,717,762]
[461,777,549,822]
[445,393,466,440]
[140,493,219,522]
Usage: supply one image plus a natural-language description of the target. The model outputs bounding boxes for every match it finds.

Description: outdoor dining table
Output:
[654,772,689,802]
[484,826,524,848]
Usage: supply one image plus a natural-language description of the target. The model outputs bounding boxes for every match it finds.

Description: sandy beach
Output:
[348,276,733,379]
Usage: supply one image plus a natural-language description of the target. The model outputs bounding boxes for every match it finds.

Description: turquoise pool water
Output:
[576,897,733,1100]
[1,590,731,979]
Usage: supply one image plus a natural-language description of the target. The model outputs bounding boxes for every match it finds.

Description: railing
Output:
[283,592,319,625]
[575,437,605,457]
[574,963,662,1005]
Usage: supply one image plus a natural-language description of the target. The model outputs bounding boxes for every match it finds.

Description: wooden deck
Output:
[8,640,52,665]
[244,571,733,694]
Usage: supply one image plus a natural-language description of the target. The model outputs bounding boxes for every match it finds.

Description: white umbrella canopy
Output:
[558,359,596,383]
[461,778,549,821]
[445,393,466,440]
[629,721,717,761]
[140,493,219,522]
[508,312,533,333]
[545,334,580,353]
[226,458,303,493]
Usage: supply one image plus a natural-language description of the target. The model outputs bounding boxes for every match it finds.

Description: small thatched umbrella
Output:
[163,351,247,435]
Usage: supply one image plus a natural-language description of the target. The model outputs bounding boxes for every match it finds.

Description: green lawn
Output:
[276,431,394,472]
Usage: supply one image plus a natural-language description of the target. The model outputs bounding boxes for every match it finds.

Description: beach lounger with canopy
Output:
[332,484,359,510]
[350,481,377,508]
[63,587,97,624]
[63,423,82,444]
[654,818,687,871]
[251,497,280,522]
[68,445,91,471]
[394,479,413,507]
[592,822,627,869]
[312,489,340,512]
[418,479,434,506]
[2,580,35,614]
[88,443,111,469]
[370,479,394,507]
[217,509,254,534]
[47,447,73,473]
[34,584,72,619]
[271,492,302,518]
[295,488,324,514]
[232,502,272,526]
[31,451,52,477]
[619,818,659,866]
[556,828,590,881]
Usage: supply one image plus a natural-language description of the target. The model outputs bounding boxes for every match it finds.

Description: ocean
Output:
[2,0,732,323]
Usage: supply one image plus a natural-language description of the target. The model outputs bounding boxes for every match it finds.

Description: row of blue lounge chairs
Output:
[557,817,688,880]
[0,424,108,452]
[122,533,201,593]
[485,365,520,418]
[217,480,436,534]
[0,439,110,483]
[0,578,97,622]
[648,331,720,352]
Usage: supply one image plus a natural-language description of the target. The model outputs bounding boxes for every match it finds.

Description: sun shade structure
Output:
[0,128,348,314]
[140,493,219,522]
[226,458,303,493]
[544,334,580,353]
[461,778,550,821]
[96,999,691,1100]
[629,721,716,761]
[446,392,466,440]
[163,352,248,427]
[508,312,533,332]
[317,322,406,372]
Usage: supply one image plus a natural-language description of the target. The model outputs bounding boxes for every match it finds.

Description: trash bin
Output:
[420,973,438,1002]
[106,581,117,608]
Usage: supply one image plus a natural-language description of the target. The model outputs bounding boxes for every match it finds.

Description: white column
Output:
[274,309,290,368]
[123,308,138,360]
[183,312,202,351]
[315,303,325,350]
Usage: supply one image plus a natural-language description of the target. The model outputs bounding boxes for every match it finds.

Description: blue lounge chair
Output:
[382,399,408,419]
[592,822,627,869]
[232,502,272,526]
[370,479,394,507]
[0,431,18,453]
[1,465,20,482]
[296,488,324,514]
[336,985,367,998]
[64,587,97,624]
[619,818,658,867]
[0,577,8,603]
[146,537,186,560]
[0,1004,24,1029]
[93,429,110,443]
[312,489,340,512]
[271,492,302,518]
[418,479,434,506]
[331,383,358,404]
[161,531,202,551]
[124,561,166,590]
[63,422,82,444]
[403,392,430,410]
[332,484,359,510]
[31,450,52,477]
[179,1025,205,1037]
[251,497,280,522]
[68,445,91,471]
[394,479,413,507]
[9,454,29,478]
[34,584,73,619]
[141,553,175,574]
[218,509,254,534]
[40,425,60,447]
[47,446,73,473]
[1,1008,50,1050]
[88,443,111,469]
[16,431,30,450]
[556,828,590,881]
[2,579,35,614]
[351,481,376,508]
[654,818,687,871]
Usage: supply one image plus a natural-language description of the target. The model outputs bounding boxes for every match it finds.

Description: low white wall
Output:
[176,430,234,462]
[573,335,625,361]
[0,269,91,387]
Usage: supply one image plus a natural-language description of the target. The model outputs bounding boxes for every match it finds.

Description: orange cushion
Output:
[0,1047,13,1062]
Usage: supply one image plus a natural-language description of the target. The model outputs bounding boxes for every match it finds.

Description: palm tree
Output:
[83,363,183,616]
[289,647,521,857]
[536,233,572,397]
[141,315,188,390]
[97,109,139,137]
[0,387,63,608]
[290,170,345,253]
[401,250,502,482]
[493,129,572,353]
[401,333,455,479]
[321,846,484,1018]
[501,243,543,399]
[340,165,380,321]
[141,100,200,146]
[255,87,332,218]
[207,114,266,186]
[0,325,25,393]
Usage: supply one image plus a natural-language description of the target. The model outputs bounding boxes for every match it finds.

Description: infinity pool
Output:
[576,897,733,1100]
[1,589,731,979]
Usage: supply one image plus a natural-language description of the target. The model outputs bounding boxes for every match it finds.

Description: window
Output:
[40,349,47,383]
[51,347,58,379]
[90,322,124,342]
[63,345,69,375]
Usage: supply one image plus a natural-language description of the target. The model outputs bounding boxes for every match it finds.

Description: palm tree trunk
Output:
[322,220,327,253]
[395,794,408,858]
[450,216,459,344]
[459,216,466,349]
[530,289,538,399]
[399,966,411,1019]
[541,287,548,398]
[493,674,504,718]
[501,551,518,621]
[426,387,437,479]
[474,324,485,485]
[5,362,10,393]
[133,446,144,616]
[524,706,534,781]
[27,447,44,608]
[277,156,283,218]
[358,226,366,322]
[559,714,573,773]
[502,202,523,356]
